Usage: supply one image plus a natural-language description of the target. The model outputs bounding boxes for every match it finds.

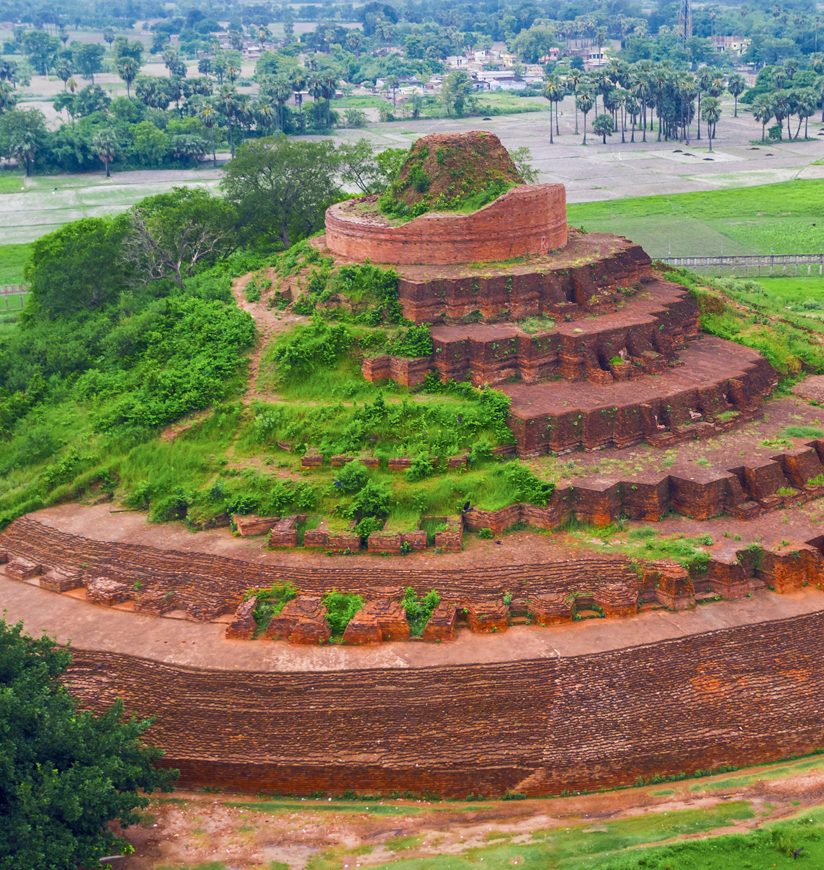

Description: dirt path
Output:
[231,268,304,407]
[120,756,824,869]
[160,269,303,442]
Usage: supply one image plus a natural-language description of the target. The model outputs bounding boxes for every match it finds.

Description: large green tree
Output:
[222,135,341,247]
[0,108,48,176]
[0,621,176,869]
[121,187,239,288]
[26,217,130,316]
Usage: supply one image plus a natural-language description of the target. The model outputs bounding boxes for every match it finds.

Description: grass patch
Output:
[567,524,713,573]
[0,172,24,194]
[225,799,423,817]
[666,269,824,376]
[248,583,298,636]
[385,834,424,852]
[0,242,33,285]
[568,179,824,257]
[368,801,755,868]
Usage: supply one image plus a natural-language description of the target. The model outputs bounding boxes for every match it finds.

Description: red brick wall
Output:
[64,610,824,797]
[324,186,568,266]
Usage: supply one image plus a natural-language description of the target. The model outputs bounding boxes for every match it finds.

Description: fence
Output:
[657,254,824,277]
[0,284,27,315]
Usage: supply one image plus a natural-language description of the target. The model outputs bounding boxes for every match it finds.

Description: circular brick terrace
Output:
[324,184,568,266]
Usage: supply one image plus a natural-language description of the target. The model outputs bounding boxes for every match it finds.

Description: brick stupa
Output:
[313,131,777,458]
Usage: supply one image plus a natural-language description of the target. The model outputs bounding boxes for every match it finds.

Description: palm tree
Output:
[116,56,140,98]
[92,127,118,177]
[55,57,73,91]
[543,76,564,143]
[727,73,746,117]
[592,113,615,144]
[752,95,773,141]
[565,69,581,134]
[700,96,721,152]
[576,91,594,145]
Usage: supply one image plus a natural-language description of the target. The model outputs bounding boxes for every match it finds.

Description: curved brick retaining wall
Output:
[64,610,824,797]
[324,185,568,266]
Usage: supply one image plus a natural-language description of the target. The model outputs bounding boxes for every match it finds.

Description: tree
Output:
[54,55,74,90]
[26,217,130,315]
[576,91,594,145]
[727,73,746,117]
[0,621,175,869]
[117,56,141,97]
[71,84,111,117]
[72,43,105,83]
[543,76,564,143]
[0,108,47,176]
[0,81,17,114]
[752,95,773,141]
[222,135,341,247]
[92,127,119,177]
[337,139,406,194]
[122,188,238,288]
[21,30,59,75]
[593,112,616,144]
[440,70,474,117]
[700,96,721,151]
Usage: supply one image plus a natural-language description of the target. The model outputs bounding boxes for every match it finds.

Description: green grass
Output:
[0,172,24,194]
[568,179,824,257]
[667,269,824,376]
[225,799,427,817]
[0,243,33,285]
[714,275,824,334]
[566,524,713,573]
[360,801,756,868]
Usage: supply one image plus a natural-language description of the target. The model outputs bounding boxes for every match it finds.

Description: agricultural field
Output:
[0,168,221,245]
[567,178,824,258]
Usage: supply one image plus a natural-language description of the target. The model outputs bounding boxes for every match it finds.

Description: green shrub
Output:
[268,318,351,381]
[323,590,364,639]
[385,324,433,358]
[477,527,494,539]
[334,460,369,494]
[502,463,555,506]
[402,587,441,636]
[405,454,435,482]
[346,481,391,521]
[250,583,297,636]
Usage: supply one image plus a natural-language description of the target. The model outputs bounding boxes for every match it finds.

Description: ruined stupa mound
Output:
[322,130,567,266]
[379,130,525,218]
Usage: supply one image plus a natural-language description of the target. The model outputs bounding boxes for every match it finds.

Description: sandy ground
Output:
[116,758,824,869]
[329,92,824,205]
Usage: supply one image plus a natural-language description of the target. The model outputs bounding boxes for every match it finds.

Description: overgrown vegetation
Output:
[323,591,364,639]
[0,621,175,869]
[667,268,824,377]
[402,587,441,636]
[378,133,523,221]
[249,583,298,636]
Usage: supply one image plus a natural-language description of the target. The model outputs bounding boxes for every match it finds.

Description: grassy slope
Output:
[567,179,824,257]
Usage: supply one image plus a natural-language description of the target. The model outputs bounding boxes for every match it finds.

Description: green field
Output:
[0,243,33,285]
[568,179,824,257]
[718,275,824,333]
[0,172,24,195]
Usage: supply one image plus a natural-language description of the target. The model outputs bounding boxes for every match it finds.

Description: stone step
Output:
[428,279,699,386]
[504,336,778,456]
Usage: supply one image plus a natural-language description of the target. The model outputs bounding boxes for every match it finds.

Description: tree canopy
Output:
[0,620,176,869]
